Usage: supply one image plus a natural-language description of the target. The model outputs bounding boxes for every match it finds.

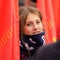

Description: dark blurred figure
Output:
[19,0,36,7]
[31,40,60,60]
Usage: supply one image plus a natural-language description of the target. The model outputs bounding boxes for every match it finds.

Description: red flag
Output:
[52,0,60,39]
[0,0,20,60]
[56,0,60,39]
[37,0,57,44]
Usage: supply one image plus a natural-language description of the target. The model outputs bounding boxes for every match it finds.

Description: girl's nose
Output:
[33,24,38,30]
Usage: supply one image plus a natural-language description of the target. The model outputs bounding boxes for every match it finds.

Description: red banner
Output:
[0,0,20,60]
[37,0,57,44]
[52,0,60,39]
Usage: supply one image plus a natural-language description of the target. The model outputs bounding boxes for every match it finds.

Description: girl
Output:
[19,6,45,60]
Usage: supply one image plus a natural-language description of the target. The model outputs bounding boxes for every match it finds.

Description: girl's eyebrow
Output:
[26,21,33,24]
[26,19,40,23]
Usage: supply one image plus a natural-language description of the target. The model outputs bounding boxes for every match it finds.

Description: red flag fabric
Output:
[52,0,60,39]
[56,0,60,39]
[37,0,57,44]
[0,0,20,60]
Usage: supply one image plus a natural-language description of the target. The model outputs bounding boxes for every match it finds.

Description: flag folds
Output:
[0,0,20,60]
[37,0,57,44]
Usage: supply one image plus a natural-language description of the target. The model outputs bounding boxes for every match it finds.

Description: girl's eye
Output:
[26,23,32,26]
[36,21,40,24]
[27,24,31,26]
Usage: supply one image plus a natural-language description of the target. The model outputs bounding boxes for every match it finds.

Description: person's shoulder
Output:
[38,42,54,51]
[33,40,59,56]
[35,40,60,56]
[31,40,60,60]
[55,40,60,46]
[38,40,60,52]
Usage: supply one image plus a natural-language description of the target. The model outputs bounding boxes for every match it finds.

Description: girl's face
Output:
[24,13,43,35]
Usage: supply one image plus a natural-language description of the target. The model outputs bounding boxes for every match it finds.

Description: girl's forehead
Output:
[26,13,40,22]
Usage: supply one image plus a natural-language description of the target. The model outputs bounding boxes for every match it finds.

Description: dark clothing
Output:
[20,32,45,60]
[31,40,60,60]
